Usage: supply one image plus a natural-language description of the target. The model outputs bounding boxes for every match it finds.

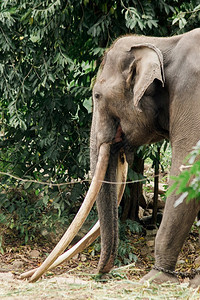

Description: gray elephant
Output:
[90,28,200,285]
[22,28,200,286]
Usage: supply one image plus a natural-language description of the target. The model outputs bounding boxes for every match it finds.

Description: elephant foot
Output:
[189,275,200,288]
[140,269,179,285]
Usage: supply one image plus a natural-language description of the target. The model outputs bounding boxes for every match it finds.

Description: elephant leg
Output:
[141,142,200,284]
[141,186,200,284]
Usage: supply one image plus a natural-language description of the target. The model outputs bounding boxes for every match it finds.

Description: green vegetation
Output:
[168,140,200,207]
[0,0,199,243]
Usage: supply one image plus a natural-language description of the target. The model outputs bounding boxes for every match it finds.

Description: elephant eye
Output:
[94,92,101,99]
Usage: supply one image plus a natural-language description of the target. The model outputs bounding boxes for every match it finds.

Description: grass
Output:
[1,265,200,299]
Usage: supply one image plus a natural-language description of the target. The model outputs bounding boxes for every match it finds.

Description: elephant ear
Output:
[126,43,165,109]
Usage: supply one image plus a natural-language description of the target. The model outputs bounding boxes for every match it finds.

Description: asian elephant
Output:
[22,28,200,286]
[90,28,200,285]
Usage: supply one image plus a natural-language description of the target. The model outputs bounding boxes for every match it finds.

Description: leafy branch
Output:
[167,140,200,207]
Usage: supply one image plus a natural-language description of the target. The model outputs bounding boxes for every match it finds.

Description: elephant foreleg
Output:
[141,189,200,284]
[141,144,200,284]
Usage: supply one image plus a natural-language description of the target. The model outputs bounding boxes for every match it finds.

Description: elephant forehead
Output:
[94,48,132,97]
[95,74,125,97]
[105,48,132,72]
[97,55,129,88]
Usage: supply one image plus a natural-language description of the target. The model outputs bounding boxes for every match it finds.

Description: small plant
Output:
[88,219,142,267]
[0,183,69,245]
[115,219,143,267]
[167,140,200,207]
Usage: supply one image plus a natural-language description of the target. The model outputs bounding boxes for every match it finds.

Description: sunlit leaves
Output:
[168,141,200,206]
[172,2,200,30]
[0,11,15,27]
[123,5,159,31]
[121,0,199,34]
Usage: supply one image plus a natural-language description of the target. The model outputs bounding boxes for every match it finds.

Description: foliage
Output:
[126,141,170,195]
[0,174,87,244]
[0,0,199,241]
[172,2,200,30]
[142,141,170,170]
[90,218,142,266]
[167,140,200,207]
[115,219,142,266]
[0,186,55,244]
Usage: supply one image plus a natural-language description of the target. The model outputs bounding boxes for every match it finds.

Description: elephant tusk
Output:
[28,143,110,283]
[20,221,100,279]
[21,151,128,280]
[116,150,128,204]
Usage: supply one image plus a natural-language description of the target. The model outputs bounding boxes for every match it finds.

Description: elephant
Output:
[22,28,200,286]
[90,28,200,285]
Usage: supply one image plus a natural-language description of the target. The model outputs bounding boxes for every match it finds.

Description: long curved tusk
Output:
[29,143,110,283]
[21,151,128,280]
[20,221,100,279]
[116,150,128,205]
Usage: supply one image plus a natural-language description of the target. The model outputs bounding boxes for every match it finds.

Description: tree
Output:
[0,0,199,240]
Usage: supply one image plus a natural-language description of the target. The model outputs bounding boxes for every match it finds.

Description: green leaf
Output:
[30,34,41,43]
[179,17,187,29]
[166,180,179,196]
[43,195,49,205]
[48,73,55,82]
[24,181,32,189]
[83,98,92,113]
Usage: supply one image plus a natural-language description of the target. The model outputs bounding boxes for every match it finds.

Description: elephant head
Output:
[90,39,167,273]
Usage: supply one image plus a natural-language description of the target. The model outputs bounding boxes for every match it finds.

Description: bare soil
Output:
[1,225,200,299]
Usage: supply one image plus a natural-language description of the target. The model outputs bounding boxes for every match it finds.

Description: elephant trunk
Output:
[96,150,119,273]
[90,114,128,273]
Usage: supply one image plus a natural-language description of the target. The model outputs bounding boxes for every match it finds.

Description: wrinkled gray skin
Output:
[90,28,200,285]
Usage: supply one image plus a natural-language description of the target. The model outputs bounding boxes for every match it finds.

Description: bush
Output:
[167,140,200,206]
[0,0,199,242]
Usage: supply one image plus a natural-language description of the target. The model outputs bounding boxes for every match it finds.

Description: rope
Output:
[0,171,151,187]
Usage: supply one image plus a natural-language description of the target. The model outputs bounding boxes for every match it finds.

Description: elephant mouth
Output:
[111,123,134,164]
[112,123,124,144]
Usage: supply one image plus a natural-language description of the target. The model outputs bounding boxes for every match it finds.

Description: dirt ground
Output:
[1,225,200,299]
